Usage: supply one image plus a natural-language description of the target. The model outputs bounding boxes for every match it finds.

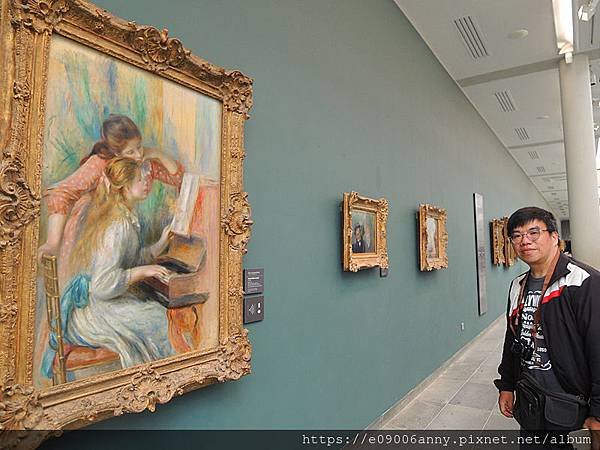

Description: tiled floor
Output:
[376,318,592,449]
[378,317,519,431]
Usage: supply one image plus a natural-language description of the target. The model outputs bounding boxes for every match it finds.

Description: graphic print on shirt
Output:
[519,280,552,371]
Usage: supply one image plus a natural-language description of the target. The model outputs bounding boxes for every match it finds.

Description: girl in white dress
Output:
[43,158,176,377]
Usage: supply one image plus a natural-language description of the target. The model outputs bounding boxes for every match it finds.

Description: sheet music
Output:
[171,172,201,237]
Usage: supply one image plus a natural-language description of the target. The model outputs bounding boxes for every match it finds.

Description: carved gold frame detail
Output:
[502,217,517,267]
[418,203,448,271]
[342,191,389,272]
[0,0,253,442]
[490,218,506,266]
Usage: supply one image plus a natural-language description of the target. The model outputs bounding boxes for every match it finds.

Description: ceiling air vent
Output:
[453,16,489,60]
[494,90,517,112]
[515,127,530,141]
[537,166,546,174]
[528,150,540,160]
[548,185,555,190]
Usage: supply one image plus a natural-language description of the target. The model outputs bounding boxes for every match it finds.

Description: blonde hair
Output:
[72,158,142,268]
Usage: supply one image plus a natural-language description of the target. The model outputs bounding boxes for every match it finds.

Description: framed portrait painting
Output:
[418,204,448,271]
[342,192,388,272]
[0,0,253,439]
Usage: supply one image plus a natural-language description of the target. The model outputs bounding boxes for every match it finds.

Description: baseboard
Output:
[366,314,504,430]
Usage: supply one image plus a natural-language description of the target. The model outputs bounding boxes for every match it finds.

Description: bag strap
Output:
[533,249,560,335]
[510,249,559,339]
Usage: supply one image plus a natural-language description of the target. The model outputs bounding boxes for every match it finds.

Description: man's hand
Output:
[498,391,514,418]
[584,417,600,450]
[584,417,600,430]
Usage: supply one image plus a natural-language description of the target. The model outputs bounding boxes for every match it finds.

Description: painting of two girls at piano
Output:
[33,36,222,387]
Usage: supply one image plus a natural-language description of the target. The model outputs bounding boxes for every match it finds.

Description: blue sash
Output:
[41,273,91,379]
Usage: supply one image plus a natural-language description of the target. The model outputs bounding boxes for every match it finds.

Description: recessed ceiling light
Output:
[508,29,529,39]
[537,115,550,120]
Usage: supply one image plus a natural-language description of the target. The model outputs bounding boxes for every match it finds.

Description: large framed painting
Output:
[342,192,388,272]
[418,203,448,271]
[0,0,253,440]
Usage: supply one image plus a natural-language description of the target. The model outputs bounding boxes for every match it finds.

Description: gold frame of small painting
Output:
[491,218,507,266]
[342,192,389,272]
[503,217,517,266]
[418,204,448,271]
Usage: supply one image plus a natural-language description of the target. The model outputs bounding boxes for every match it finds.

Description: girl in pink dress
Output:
[38,114,184,285]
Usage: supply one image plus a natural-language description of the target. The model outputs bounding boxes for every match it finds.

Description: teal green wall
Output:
[71,0,547,431]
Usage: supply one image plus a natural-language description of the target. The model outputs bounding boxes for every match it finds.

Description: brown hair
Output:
[72,158,142,268]
[80,114,141,165]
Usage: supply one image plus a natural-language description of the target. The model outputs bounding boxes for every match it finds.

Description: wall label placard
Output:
[244,268,264,294]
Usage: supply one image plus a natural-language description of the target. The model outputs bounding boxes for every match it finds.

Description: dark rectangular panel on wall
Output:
[474,193,487,315]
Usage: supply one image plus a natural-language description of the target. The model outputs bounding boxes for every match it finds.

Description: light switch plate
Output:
[244,296,264,324]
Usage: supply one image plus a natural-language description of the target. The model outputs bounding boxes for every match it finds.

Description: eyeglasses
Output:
[509,227,550,244]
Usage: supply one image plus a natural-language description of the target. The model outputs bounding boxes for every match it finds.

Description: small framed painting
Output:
[418,204,448,271]
[491,218,507,266]
[503,217,517,266]
[342,192,389,272]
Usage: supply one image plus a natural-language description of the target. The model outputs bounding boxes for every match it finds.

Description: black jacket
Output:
[494,252,600,416]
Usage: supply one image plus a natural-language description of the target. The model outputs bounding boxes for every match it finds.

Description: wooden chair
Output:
[41,255,121,385]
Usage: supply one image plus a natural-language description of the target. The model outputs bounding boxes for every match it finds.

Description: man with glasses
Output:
[495,207,600,448]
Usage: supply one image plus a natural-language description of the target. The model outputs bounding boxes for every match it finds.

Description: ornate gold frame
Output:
[490,218,506,266]
[0,0,253,441]
[503,217,517,267]
[342,191,388,272]
[418,204,448,271]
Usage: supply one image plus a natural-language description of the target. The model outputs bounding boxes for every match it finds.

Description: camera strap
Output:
[510,248,560,339]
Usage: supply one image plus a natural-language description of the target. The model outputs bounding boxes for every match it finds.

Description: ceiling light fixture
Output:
[552,0,574,62]
[536,115,550,120]
[578,0,600,21]
[508,29,529,39]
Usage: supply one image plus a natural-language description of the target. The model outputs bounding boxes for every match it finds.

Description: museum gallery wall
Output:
[0,0,553,439]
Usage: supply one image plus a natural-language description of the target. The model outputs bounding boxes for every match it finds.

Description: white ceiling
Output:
[394,0,600,220]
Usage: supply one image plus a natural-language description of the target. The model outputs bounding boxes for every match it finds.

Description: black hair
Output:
[507,206,558,235]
